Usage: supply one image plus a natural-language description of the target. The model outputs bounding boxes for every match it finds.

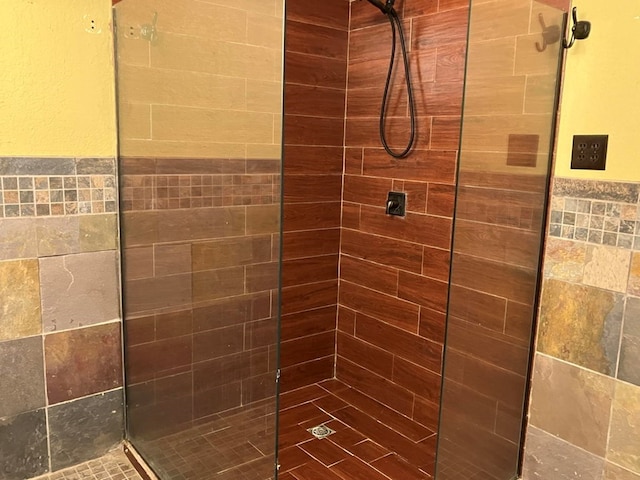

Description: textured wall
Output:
[0,158,123,479]
[523,179,640,479]
[280,0,349,392]
[336,0,468,447]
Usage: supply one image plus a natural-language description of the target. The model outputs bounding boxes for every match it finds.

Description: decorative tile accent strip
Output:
[31,450,142,480]
[120,157,281,211]
[0,158,117,218]
[549,178,640,249]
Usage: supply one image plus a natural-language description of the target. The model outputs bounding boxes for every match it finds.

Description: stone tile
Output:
[538,279,623,375]
[45,322,123,404]
[618,335,640,386]
[36,216,80,257]
[76,158,116,175]
[79,214,118,252]
[543,237,586,282]
[583,245,631,293]
[522,426,605,480]
[0,409,48,480]
[40,251,120,332]
[0,218,38,260]
[608,381,640,473]
[553,178,640,204]
[605,463,640,480]
[0,337,45,418]
[628,252,640,296]
[529,354,615,456]
[48,389,124,471]
[0,259,42,341]
[0,157,75,175]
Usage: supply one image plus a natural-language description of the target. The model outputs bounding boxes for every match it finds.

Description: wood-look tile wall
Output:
[280,1,349,391]
[437,1,565,477]
[336,0,469,453]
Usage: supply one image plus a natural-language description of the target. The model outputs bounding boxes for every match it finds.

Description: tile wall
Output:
[0,157,123,480]
[523,178,640,480]
[114,0,285,444]
[280,0,349,392]
[335,1,468,470]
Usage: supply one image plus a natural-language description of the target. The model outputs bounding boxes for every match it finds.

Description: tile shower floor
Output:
[33,450,142,480]
[75,380,457,480]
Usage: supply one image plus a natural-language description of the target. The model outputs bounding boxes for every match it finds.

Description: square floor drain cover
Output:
[307,424,335,439]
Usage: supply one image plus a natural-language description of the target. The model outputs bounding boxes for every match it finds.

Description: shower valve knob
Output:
[386,192,406,217]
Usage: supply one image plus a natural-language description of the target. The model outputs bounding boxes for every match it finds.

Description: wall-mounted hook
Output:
[140,11,158,43]
[564,7,591,49]
[535,13,561,52]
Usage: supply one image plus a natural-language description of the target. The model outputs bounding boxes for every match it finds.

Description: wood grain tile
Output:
[284,146,344,175]
[341,202,361,230]
[341,229,423,274]
[285,175,343,204]
[342,175,392,207]
[339,281,419,333]
[300,438,347,467]
[372,453,431,480]
[331,457,390,480]
[337,332,393,379]
[398,270,449,312]
[286,21,348,60]
[363,148,457,184]
[336,361,414,417]
[285,115,345,147]
[286,53,347,89]
[419,307,446,345]
[422,245,451,282]
[285,84,346,118]
[286,0,350,30]
[282,254,339,289]
[392,356,441,403]
[281,280,338,315]
[412,8,469,49]
[283,229,341,260]
[283,202,341,231]
[355,312,442,373]
[339,255,399,296]
[337,307,356,335]
[280,305,336,341]
[281,356,335,393]
[345,117,431,150]
[281,332,336,369]
[431,116,461,150]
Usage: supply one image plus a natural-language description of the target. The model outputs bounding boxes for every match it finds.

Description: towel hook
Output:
[564,7,591,49]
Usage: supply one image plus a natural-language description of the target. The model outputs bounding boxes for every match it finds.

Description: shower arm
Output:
[366,0,396,15]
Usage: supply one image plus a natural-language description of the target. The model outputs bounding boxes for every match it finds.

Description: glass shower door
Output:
[436,0,566,478]
[113,1,284,479]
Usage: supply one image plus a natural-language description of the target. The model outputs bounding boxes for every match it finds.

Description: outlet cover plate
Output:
[571,135,608,170]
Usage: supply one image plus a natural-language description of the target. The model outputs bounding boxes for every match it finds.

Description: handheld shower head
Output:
[366,0,394,15]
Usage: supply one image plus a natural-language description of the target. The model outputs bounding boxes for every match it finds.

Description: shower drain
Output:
[307,424,336,439]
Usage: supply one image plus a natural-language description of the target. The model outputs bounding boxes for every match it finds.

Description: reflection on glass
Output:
[436,1,566,478]
[114,1,284,478]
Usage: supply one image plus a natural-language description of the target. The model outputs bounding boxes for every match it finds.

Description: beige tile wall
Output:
[115,0,284,159]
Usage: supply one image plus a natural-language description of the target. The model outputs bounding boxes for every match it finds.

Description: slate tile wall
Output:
[523,178,640,480]
[0,157,123,480]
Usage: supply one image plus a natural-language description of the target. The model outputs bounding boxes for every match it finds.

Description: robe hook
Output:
[564,7,591,49]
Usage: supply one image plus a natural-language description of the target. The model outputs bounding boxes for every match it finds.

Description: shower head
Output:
[366,0,395,15]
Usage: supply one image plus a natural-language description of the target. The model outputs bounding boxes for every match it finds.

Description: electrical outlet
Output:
[571,135,608,170]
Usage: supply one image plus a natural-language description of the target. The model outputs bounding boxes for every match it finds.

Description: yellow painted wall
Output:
[0,0,117,157]
[555,0,640,181]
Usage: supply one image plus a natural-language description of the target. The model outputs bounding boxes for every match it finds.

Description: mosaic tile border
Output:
[549,178,640,249]
[121,174,280,211]
[0,158,117,218]
[31,450,142,480]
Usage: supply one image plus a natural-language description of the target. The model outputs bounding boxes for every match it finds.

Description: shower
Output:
[365,0,416,158]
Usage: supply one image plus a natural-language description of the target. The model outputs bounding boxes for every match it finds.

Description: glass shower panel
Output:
[436,1,566,479]
[113,1,284,479]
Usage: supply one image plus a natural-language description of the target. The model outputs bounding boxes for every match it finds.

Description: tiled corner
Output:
[0,409,49,480]
[607,381,640,474]
[40,251,120,332]
[0,337,46,418]
[522,426,605,480]
[529,354,615,457]
[0,258,42,341]
[538,279,623,376]
[45,322,123,404]
[619,297,640,386]
[48,389,124,471]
